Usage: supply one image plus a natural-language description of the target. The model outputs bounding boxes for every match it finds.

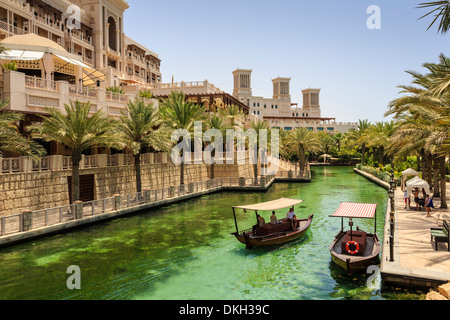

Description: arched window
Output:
[108,16,117,51]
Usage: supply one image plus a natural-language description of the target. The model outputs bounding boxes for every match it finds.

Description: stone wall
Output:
[0,161,255,217]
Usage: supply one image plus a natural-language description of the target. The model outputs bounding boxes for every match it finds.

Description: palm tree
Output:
[365,121,396,165]
[386,58,449,208]
[348,120,371,165]
[249,119,271,178]
[219,105,246,128]
[159,91,205,185]
[418,1,450,34]
[204,113,231,179]
[285,128,321,175]
[0,100,45,159]
[29,101,117,203]
[318,132,335,160]
[116,99,172,193]
[333,133,344,152]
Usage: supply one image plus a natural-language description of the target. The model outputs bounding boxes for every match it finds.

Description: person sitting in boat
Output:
[257,214,266,227]
[270,211,278,225]
[286,207,298,230]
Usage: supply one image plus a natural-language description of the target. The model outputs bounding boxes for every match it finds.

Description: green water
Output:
[0,167,425,300]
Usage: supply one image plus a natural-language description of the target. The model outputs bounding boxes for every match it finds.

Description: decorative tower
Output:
[272,77,291,100]
[302,88,321,118]
[232,69,253,98]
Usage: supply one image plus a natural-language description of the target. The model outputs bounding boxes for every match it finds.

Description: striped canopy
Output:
[330,202,377,219]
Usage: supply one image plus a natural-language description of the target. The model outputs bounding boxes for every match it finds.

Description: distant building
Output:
[232,69,357,133]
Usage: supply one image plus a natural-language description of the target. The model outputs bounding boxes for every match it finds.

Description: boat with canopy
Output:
[231,198,314,248]
[329,202,381,274]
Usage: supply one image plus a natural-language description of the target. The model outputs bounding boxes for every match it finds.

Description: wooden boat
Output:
[329,202,381,274]
[230,198,314,248]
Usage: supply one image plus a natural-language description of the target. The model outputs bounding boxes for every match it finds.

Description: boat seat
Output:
[254,219,292,236]
[341,231,367,256]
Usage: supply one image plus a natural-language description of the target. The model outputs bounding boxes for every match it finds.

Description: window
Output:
[284,127,292,131]
[275,105,278,109]
[327,127,334,131]
[264,105,267,108]
[317,127,324,131]
[307,127,314,131]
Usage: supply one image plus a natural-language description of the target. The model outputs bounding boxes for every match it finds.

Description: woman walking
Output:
[425,194,434,217]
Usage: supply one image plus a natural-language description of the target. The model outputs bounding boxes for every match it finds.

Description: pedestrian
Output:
[425,194,434,218]
[403,190,410,209]
[413,188,420,211]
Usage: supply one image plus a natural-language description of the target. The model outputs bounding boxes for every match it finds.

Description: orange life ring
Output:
[346,241,360,255]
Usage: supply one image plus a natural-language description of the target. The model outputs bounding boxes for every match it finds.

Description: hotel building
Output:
[232,69,357,133]
[0,0,168,155]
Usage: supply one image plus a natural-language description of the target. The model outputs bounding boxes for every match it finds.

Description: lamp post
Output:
[388,167,396,262]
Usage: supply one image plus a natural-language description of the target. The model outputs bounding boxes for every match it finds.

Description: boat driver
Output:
[287,207,298,230]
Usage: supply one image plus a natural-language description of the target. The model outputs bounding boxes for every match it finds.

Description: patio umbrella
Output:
[319,154,332,163]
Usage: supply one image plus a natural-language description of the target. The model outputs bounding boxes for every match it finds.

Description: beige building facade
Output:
[232,69,357,133]
[0,0,161,88]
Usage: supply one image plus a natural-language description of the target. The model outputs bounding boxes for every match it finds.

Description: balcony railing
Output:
[69,84,96,98]
[25,76,58,91]
[0,20,28,35]
[105,91,128,103]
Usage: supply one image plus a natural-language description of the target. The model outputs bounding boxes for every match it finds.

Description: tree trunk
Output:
[432,155,440,198]
[134,153,142,194]
[180,161,185,186]
[379,146,384,165]
[440,157,448,209]
[361,143,366,166]
[71,151,82,203]
[417,152,422,172]
[426,153,433,187]
[299,146,306,175]
[253,163,258,178]
[211,162,215,180]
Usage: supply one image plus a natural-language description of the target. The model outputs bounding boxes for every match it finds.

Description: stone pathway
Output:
[381,183,450,287]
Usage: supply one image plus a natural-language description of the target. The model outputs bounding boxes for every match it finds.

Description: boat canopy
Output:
[330,202,377,219]
[233,198,303,211]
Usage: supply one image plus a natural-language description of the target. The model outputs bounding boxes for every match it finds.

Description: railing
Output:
[25,76,58,91]
[105,91,128,103]
[69,84,96,97]
[0,173,311,238]
[0,20,28,36]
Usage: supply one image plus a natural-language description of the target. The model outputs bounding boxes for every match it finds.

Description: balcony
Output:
[25,76,58,92]
[33,15,64,37]
[66,30,94,48]
[0,20,28,36]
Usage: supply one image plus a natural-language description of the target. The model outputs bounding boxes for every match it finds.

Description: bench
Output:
[430,220,449,251]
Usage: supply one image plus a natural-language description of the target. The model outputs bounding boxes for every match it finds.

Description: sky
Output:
[123,0,449,123]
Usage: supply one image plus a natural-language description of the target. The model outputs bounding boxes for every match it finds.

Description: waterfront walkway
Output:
[381,182,450,287]
[355,168,450,288]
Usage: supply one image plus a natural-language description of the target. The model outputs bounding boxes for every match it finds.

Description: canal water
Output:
[0,167,425,300]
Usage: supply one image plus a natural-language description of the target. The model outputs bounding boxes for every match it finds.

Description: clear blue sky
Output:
[124,0,448,123]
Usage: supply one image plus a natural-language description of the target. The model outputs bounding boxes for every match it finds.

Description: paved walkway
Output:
[381,183,450,287]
